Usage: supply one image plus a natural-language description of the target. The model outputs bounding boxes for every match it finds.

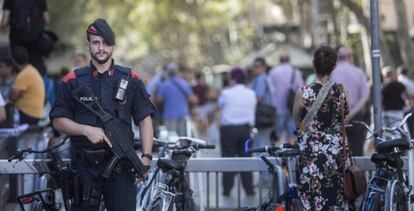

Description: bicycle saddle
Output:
[376,139,410,154]
[370,152,403,169]
[157,158,184,171]
[371,153,396,165]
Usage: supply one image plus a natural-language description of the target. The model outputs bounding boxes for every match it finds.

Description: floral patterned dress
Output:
[296,82,349,210]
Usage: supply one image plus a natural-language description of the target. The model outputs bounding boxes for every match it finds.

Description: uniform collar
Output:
[90,59,116,77]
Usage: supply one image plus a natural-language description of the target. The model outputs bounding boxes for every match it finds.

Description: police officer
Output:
[50,18,155,211]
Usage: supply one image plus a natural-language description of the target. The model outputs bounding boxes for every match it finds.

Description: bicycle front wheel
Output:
[384,180,408,211]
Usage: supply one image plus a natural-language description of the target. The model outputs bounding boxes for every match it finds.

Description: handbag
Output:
[255,103,276,128]
[255,76,276,128]
[341,107,367,201]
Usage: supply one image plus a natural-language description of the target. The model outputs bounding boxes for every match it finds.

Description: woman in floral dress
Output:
[292,46,349,210]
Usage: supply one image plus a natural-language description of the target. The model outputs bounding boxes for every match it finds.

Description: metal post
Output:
[370,0,382,136]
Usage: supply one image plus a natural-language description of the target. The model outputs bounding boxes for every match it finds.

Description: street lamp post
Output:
[370,0,382,137]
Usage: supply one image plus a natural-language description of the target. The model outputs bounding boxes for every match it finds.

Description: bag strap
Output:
[170,78,189,99]
[341,106,353,164]
[289,67,296,89]
[300,80,334,130]
[262,75,274,104]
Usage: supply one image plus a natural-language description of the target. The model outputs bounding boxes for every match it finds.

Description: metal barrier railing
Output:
[0,126,53,211]
[0,156,398,210]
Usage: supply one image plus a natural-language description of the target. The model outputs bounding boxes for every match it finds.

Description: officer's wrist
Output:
[141,153,153,161]
[80,125,89,136]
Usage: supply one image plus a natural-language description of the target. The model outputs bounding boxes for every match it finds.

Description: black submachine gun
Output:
[71,83,149,178]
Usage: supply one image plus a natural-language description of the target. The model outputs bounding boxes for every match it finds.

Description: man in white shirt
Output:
[218,67,256,196]
[397,66,414,100]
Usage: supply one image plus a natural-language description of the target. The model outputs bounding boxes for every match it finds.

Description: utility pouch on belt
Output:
[82,149,107,165]
[81,185,102,208]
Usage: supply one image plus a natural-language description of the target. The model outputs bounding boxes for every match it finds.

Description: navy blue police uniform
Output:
[49,60,155,211]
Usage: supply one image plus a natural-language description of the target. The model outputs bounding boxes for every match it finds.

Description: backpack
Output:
[10,0,44,45]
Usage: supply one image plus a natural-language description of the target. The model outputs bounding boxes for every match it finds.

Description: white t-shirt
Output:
[398,75,414,97]
[218,84,257,126]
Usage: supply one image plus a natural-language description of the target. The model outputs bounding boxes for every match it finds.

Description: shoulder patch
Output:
[131,70,141,80]
[62,71,76,83]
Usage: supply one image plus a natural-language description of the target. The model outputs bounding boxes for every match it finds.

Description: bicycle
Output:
[137,136,215,211]
[245,143,302,211]
[351,112,413,211]
[8,135,74,211]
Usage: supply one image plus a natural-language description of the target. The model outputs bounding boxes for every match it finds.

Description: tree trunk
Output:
[394,0,414,71]
[341,0,394,67]
[326,0,341,45]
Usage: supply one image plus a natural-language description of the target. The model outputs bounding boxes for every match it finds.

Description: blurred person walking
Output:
[268,53,304,144]
[218,67,256,196]
[293,45,349,210]
[382,66,408,128]
[1,0,50,75]
[397,66,414,137]
[331,46,370,156]
[0,57,16,126]
[0,57,16,102]
[397,66,414,101]
[156,63,198,136]
[10,46,44,125]
[251,57,274,147]
[192,72,211,136]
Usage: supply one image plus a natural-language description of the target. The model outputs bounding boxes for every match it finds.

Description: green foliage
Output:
[48,0,255,68]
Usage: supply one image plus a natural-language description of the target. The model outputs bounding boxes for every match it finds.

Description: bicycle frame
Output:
[252,146,302,210]
[361,166,395,210]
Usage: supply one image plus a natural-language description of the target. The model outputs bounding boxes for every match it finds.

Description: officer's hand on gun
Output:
[82,125,112,148]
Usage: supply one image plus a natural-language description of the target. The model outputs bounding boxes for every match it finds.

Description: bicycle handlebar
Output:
[247,146,280,154]
[348,112,413,138]
[247,143,298,154]
[193,144,215,150]
[176,137,206,145]
[154,136,207,146]
[8,136,70,162]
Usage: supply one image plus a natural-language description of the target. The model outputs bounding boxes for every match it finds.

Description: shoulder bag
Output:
[255,76,276,128]
[342,109,367,201]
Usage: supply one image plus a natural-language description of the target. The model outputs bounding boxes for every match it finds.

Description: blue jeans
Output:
[254,127,273,148]
[275,112,296,140]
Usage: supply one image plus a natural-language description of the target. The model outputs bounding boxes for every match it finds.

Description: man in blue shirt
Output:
[157,63,198,136]
[251,58,273,147]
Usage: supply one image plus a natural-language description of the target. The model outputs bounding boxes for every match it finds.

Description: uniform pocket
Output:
[82,149,107,165]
